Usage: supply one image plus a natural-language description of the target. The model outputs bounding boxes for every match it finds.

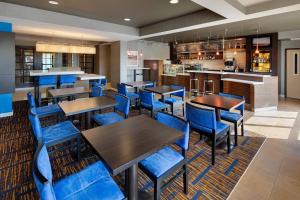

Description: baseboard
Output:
[0,111,13,118]
[254,106,277,112]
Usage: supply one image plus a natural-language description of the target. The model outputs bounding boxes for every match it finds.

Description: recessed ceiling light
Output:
[49,1,59,5]
[124,18,131,22]
[170,0,179,4]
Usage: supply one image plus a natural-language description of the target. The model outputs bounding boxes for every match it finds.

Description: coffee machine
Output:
[224,58,235,71]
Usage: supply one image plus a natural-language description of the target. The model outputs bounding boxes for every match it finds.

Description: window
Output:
[42,53,55,70]
[294,53,299,75]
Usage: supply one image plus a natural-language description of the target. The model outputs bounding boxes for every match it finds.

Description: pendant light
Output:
[234,33,237,55]
[216,35,220,56]
[255,27,260,54]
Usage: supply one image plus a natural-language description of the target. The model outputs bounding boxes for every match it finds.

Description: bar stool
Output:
[203,79,214,95]
[189,78,199,98]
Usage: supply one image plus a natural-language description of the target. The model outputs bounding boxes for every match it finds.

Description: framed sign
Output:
[127,50,138,66]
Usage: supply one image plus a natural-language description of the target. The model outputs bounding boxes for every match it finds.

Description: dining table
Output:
[190,94,245,121]
[144,85,184,102]
[58,96,116,129]
[81,114,183,200]
[48,86,90,102]
[123,81,153,93]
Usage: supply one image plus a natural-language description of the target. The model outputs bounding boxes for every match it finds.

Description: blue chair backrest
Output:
[139,90,154,107]
[100,78,107,86]
[27,92,36,108]
[91,85,103,97]
[28,109,43,140]
[115,94,130,117]
[37,75,57,86]
[117,83,127,96]
[59,75,76,85]
[186,103,216,130]
[33,144,56,200]
[170,85,185,98]
[144,81,156,88]
[156,112,190,150]
[219,92,245,112]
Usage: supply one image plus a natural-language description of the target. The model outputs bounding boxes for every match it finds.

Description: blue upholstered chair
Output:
[139,90,168,118]
[92,94,130,126]
[117,83,139,107]
[33,144,125,200]
[29,108,81,161]
[186,102,231,165]
[139,112,190,199]
[144,81,156,88]
[100,78,107,87]
[27,92,62,118]
[59,75,77,87]
[160,85,185,116]
[36,75,57,106]
[219,92,245,146]
[90,85,103,97]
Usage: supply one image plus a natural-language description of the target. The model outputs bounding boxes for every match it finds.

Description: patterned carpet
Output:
[0,96,265,200]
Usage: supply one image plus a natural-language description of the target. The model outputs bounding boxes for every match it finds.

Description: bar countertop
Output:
[29,69,84,76]
[186,70,272,78]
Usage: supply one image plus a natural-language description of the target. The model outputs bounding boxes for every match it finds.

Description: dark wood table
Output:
[144,85,184,102]
[48,87,90,102]
[82,115,183,200]
[191,94,245,121]
[123,81,153,93]
[58,96,116,129]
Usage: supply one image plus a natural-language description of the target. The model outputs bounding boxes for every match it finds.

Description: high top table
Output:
[29,68,84,105]
[82,115,183,200]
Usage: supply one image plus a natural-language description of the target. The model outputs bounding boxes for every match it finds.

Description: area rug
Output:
[0,100,265,200]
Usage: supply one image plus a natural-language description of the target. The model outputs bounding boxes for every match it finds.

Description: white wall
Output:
[126,40,170,82]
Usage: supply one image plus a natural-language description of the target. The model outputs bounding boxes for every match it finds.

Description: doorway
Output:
[286,49,300,99]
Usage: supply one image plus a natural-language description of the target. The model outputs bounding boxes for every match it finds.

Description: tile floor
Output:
[229,98,300,200]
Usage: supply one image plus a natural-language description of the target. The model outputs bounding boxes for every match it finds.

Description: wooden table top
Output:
[82,114,183,175]
[191,94,245,111]
[123,81,153,88]
[48,87,90,98]
[58,96,116,116]
[144,85,183,95]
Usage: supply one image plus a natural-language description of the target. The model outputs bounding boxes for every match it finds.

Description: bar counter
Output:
[162,70,278,112]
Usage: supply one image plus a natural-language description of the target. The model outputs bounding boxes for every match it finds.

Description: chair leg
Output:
[227,130,231,154]
[182,104,185,117]
[234,123,238,147]
[151,110,153,118]
[241,120,244,136]
[77,137,81,161]
[154,180,161,200]
[183,164,188,194]
[139,106,142,115]
[171,104,174,115]
[212,135,216,165]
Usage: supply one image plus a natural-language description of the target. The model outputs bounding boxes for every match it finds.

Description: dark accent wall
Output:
[0,32,15,93]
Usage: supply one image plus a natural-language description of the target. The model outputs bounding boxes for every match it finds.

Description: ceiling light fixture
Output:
[255,27,260,54]
[49,1,59,5]
[170,0,179,4]
[124,18,131,22]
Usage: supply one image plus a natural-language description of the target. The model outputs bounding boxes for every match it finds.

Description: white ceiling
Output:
[237,0,272,7]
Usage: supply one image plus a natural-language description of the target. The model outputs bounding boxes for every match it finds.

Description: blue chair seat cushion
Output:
[53,161,124,200]
[127,92,139,100]
[142,101,167,111]
[42,121,80,145]
[190,121,229,135]
[93,112,125,126]
[139,147,184,178]
[160,97,184,104]
[220,110,242,122]
[36,104,62,117]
